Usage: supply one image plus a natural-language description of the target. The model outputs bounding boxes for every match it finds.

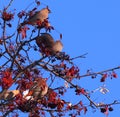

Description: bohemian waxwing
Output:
[32,78,48,98]
[0,90,20,100]
[24,78,48,100]
[0,78,48,101]
[36,33,63,55]
[21,7,50,26]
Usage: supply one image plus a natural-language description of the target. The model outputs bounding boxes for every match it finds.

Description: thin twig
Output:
[13,56,47,81]
[37,62,76,88]
[80,66,120,78]
[5,0,14,10]
[70,53,88,60]
[10,37,36,70]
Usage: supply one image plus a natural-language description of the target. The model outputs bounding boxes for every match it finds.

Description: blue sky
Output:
[0,0,120,117]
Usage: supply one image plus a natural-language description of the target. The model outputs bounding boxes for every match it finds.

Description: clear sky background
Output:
[0,0,120,117]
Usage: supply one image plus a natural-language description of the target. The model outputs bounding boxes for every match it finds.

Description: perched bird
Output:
[21,7,51,26]
[0,79,48,101]
[23,78,48,100]
[0,90,20,100]
[31,78,48,98]
[36,33,63,55]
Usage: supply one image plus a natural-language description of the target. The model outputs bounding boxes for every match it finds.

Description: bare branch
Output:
[5,0,14,10]
[70,53,88,60]
[80,66,120,78]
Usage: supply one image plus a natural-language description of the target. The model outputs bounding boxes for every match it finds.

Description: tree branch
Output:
[80,66,120,78]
